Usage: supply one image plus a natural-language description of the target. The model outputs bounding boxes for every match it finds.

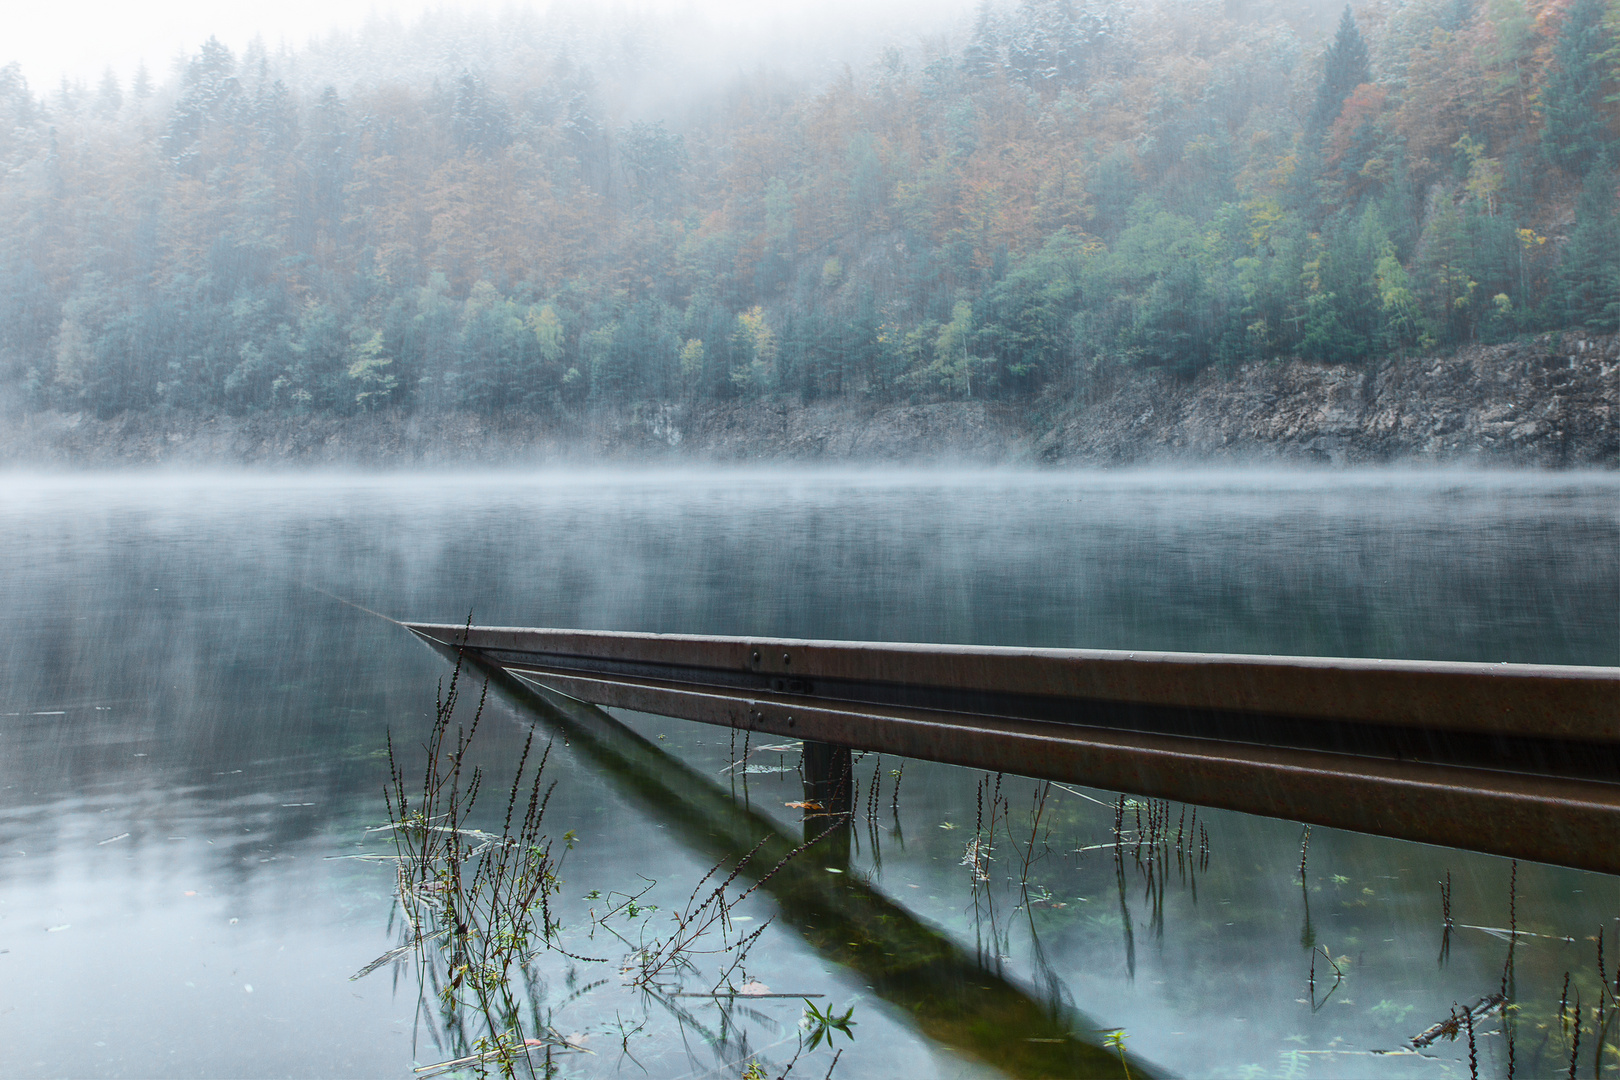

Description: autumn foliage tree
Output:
[0,0,1615,422]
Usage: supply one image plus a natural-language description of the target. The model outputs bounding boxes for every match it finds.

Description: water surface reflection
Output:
[0,469,1614,1078]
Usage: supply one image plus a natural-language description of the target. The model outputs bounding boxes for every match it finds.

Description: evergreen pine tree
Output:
[305,86,349,234]
[1293,7,1371,218]
[1540,0,1614,176]
[0,63,36,135]
[451,71,512,156]
[1307,7,1371,140]
[164,38,240,168]
[252,80,298,158]
[963,1,1001,80]
[1438,0,1475,33]
[94,69,122,119]
[1558,167,1620,330]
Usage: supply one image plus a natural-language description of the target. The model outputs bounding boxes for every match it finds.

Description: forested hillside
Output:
[1,0,1616,422]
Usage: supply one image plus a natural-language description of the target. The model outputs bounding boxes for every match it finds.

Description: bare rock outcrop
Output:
[1036,332,1618,467]
[1,333,1613,468]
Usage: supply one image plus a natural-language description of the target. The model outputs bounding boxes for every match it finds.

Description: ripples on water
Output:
[0,469,1615,1078]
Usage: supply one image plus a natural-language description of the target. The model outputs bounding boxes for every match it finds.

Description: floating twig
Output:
[1409,994,1505,1049]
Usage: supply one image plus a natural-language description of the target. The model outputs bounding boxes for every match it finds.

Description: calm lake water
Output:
[0,469,1615,1079]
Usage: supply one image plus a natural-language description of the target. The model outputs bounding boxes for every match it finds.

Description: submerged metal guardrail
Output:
[404,623,1620,875]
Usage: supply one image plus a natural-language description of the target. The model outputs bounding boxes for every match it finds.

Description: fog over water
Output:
[0,468,1614,1078]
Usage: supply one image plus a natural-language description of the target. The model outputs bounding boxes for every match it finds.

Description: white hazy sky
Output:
[11,0,428,85]
[7,0,962,89]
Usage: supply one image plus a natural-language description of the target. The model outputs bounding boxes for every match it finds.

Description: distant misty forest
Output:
[1,0,1616,420]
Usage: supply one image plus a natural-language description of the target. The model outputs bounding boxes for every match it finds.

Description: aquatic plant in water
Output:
[364,642,582,1077]
[356,637,851,1078]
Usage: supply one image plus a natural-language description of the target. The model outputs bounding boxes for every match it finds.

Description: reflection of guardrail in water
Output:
[418,638,1142,1080]
[405,623,1620,875]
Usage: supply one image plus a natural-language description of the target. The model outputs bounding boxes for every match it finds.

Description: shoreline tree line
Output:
[0,0,1616,420]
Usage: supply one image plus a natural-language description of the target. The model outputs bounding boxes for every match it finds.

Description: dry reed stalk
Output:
[367,631,587,1078]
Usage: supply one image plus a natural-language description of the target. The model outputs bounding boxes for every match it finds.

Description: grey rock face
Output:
[2,334,1614,468]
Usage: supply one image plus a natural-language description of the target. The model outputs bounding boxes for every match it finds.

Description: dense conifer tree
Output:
[93,70,122,118]
[1540,0,1615,175]
[963,1,1001,79]
[164,37,240,169]
[1294,6,1371,218]
[1558,168,1620,330]
[1307,7,1372,141]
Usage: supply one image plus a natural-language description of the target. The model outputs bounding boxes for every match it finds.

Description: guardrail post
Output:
[801,739,853,865]
[801,739,853,817]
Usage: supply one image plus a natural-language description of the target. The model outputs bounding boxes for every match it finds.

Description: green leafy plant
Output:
[1104,1028,1131,1080]
[802,999,857,1052]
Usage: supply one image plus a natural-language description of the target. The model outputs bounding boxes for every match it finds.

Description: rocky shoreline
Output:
[3,332,1614,469]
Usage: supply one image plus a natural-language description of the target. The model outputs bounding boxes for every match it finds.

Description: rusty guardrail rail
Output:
[405,623,1620,874]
